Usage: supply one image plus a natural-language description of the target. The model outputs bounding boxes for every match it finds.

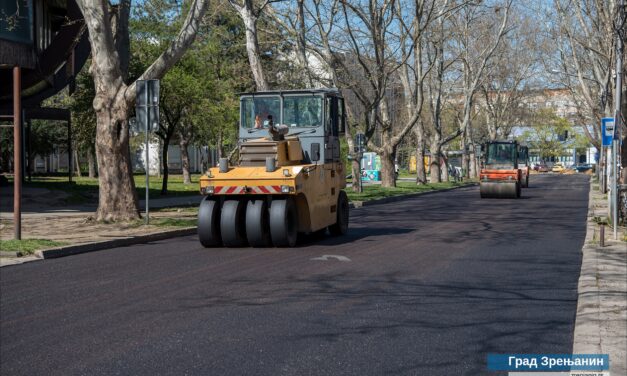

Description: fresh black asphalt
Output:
[0,174,590,375]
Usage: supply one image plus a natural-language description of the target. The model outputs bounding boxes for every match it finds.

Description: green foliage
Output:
[29,120,68,158]
[144,218,197,227]
[0,239,68,254]
[519,108,573,161]
[130,0,250,154]
[68,66,97,153]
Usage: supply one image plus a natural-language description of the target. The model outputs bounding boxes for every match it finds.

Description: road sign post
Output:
[136,80,160,225]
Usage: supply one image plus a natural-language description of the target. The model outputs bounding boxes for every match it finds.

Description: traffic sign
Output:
[601,117,614,146]
[136,80,160,132]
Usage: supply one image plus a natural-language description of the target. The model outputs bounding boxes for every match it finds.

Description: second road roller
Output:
[198,89,349,247]
[518,144,530,188]
[479,140,523,199]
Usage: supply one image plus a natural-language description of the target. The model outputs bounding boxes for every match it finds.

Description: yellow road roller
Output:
[198,89,349,247]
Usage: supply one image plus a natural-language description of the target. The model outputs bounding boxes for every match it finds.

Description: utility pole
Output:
[612,0,625,240]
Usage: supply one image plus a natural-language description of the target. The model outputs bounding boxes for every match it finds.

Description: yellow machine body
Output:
[199,139,345,233]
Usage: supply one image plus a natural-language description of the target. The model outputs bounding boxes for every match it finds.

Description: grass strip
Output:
[0,239,68,254]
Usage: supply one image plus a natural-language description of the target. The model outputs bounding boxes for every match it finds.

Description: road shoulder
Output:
[572,180,627,376]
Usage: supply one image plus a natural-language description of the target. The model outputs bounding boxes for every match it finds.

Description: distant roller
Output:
[479,140,523,200]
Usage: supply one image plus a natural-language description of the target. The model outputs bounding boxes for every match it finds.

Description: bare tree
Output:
[478,14,537,141]
[552,0,626,185]
[228,0,275,90]
[76,0,209,221]
[424,28,461,182]
[449,0,512,178]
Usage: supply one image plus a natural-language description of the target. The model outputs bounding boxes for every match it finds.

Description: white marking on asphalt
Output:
[310,255,351,262]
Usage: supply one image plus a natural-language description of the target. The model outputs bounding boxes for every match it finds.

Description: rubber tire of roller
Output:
[246,200,272,247]
[198,197,221,247]
[329,191,349,236]
[269,197,298,247]
[220,199,248,247]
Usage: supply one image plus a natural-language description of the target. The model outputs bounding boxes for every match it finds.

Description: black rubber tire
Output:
[198,197,221,247]
[329,191,349,236]
[269,197,298,247]
[246,200,272,247]
[220,199,248,247]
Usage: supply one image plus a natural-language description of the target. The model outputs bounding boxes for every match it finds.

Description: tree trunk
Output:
[88,146,97,178]
[415,125,427,185]
[381,149,396,188]
[429,141,441,183]
[179,138,191,184]
[469,145,478,179]
[161,137,170,195]
[441,152,450,182]
[242,13,267,91]
[351,157,362,193]
[74,150,82,177]
[416,143,427,185]
[94,101,139,221]
[461,136,469,178]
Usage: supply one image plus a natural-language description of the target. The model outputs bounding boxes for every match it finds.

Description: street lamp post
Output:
[611,0,624,239]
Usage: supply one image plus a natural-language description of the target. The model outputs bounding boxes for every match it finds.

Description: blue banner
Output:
[487,354,609,371]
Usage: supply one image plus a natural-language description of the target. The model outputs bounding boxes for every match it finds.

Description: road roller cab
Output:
[198,89,349,247]
[517,144,530,188]
[479,140,522,199]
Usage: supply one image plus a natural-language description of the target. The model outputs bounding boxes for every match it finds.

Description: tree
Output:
[75,0,209,221]
[449,0,512,178]
[521,108,572,162]
[69,66,98,178]
[228,0,273,90]
[550,0,626,186]
[478,11,539,141]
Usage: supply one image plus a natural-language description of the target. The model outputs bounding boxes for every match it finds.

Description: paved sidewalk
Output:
[572,181,627,376]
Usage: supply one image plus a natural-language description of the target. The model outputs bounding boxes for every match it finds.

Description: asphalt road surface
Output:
[0,174,590,376]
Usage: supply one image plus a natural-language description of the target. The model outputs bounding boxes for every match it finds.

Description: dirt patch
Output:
[0,186,84,212]
[0,210,197,246]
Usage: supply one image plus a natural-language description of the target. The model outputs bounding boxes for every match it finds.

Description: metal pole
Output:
[13,66,21,240]
[613,0,624,240]
[145,84,150,225]
[27,119,32,182]
[21,109,25,184]
[68,117,72,183]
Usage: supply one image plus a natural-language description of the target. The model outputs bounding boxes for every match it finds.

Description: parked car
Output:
[552,162,565,173]
[575,164,593,173]
[534,163,550,172]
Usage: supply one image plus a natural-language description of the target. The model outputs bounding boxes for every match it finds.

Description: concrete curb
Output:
[34,228,197,260]
[0,250,19,257]
[349,182,478,208]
